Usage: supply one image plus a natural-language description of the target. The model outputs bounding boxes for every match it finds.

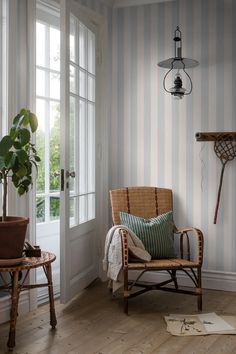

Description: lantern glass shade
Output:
[169,74,186,99]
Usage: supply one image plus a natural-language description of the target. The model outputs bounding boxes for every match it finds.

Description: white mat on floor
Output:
[165,312,236,336]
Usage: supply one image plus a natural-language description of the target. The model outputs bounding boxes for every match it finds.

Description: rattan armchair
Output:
[110,186,204,314]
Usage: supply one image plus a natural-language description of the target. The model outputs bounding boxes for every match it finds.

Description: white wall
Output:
[110,0,236,277]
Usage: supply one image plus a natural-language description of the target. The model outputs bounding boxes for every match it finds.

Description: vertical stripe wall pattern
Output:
[78,0,106,14]
[110,0,236,274]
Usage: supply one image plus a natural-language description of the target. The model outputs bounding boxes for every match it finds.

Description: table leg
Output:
[7,271,20,350]
[45,264,57,329]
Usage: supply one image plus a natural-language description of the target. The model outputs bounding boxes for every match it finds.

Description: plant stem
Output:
[2,171,7,221]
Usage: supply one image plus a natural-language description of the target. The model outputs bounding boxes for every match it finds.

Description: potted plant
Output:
[0,108,40,261]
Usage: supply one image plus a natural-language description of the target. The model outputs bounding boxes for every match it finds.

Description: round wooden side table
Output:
[0,251,57,350]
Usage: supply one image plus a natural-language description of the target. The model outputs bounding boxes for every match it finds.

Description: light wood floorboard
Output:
[1,280,236,354]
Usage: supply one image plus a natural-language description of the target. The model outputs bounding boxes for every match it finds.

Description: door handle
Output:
[61,169,65,191]
[66,170,76,178]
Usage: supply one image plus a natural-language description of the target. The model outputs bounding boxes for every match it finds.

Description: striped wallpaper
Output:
[109,0,236,274]
[78,0,104,13]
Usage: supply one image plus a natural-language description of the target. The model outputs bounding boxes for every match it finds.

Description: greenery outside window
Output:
[36,4,60,223]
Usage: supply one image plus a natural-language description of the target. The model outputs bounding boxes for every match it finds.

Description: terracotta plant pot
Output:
[0,217,29,259]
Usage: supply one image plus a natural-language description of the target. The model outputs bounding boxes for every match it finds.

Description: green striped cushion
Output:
[119,211,175,259]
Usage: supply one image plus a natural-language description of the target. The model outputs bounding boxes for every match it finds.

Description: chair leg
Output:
[197,268,202,311]
[124,267,129,315]
[171,270,178,289]
[124,296,128,315]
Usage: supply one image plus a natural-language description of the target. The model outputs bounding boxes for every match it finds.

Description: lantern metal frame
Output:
[158,26,198,98]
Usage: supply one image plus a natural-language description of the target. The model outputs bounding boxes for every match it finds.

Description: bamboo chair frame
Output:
[110,187,204,314]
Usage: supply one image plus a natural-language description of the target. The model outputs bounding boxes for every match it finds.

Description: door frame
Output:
[27,0,109,310]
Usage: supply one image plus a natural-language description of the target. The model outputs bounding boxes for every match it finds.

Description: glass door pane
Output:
[35,1,61,301]
[69,14,96,228]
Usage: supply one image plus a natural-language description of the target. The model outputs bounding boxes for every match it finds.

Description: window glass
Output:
[50,72,60,100]
[36,98,46,193]
[49,102,60,193]
[50,27,60,71]
[88,29,95,74]
[36,22,46,67]
[36,18,60,223]
[88,74,95,102]
[36,69,46,97]
[79,23,86,69]
[79,69,87,98]
[69,16,96,226]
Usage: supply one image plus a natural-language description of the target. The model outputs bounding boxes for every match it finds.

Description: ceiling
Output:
[104,0,175,8]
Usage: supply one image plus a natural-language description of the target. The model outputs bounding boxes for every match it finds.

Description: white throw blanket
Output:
[103,225,151,292]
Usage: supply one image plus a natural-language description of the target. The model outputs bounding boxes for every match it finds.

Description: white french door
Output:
[35,0,61,302]
[60,0,98,303]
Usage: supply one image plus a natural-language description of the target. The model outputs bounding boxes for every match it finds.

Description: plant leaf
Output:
[16,165,27,177]
[13,141,22,150]
[13,113,25,128]
[29,112,38,133]
[4,151,16,168]
[21,178,32,187]
[16,150,28,164]
[10,127,17,140]
[18,128,30,146]
[17,185,26,195]
[0,135,13,156]
[26,163,32,175]
[12,173,20,187]
[22,111,30,125]
[19,108,28,116]
[35,155,41,162]
[13,113,21,125]
[0,156,6,169]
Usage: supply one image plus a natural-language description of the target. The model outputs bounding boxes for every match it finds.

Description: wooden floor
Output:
[1,280,236,354]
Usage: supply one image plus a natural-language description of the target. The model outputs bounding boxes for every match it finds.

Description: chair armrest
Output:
[119,229,129,267]
[174,227,204,266]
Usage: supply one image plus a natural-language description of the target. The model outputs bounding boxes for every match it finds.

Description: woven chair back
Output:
[110,187,173,225]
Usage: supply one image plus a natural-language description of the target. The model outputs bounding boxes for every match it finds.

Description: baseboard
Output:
[129,269,236,292]
[202,270,236,292]
[0,285,60,325]
[0,291,30,324]
[37,284,60,305]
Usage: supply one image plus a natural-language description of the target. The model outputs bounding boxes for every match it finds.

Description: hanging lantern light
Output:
[158,26,198,99]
